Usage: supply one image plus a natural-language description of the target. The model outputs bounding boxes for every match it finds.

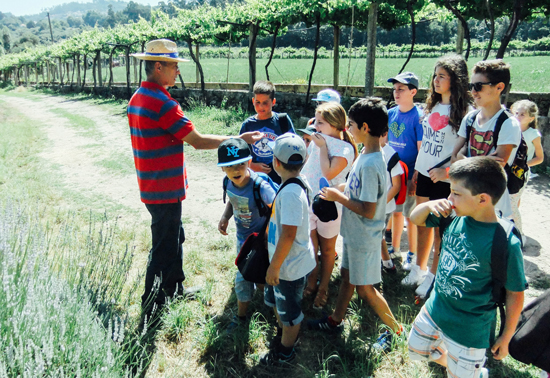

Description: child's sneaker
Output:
[479,367,489,378]
[402,251,416,271]
[388,246,400,261]
[382,261,396,275]
[307,315,343,334]
[260,346,296,366]
[401,265,427,287]
[415,272,435,299]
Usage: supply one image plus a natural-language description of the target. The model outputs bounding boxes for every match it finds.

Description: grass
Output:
[0,87,544,377]
[103,56,550,93]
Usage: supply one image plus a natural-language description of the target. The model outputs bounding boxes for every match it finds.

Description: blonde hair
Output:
[511,99,539,129]
[316,102,358,158]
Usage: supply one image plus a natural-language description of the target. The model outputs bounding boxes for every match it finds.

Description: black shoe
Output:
[382,263,397,275]
[307,315,343,333]
[176,285,202,300]
[260,347,296,366]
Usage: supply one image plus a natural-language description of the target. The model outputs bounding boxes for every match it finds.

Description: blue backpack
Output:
[223,171,279,217]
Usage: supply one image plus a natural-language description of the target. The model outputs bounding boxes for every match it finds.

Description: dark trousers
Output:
[142,202,186,312]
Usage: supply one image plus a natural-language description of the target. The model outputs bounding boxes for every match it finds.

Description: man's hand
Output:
[427,199,453,218]
[265,265,280,286]
[491,335,510,360]
[320,187,345,203]
[250,162,272,174]
[428,168,448,183]
[240,131,263,144]
[218,217,229,235]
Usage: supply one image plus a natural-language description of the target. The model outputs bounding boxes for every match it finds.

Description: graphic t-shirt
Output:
[301,135,354,209]
[522,127,542,162]
[239,112,296,183]
[267,178,316,281]
[415,103,460,181]
[340,152,387,251]
[387,105,423,179]
[225,170,277,251]
[425,214,527,349]
[382,144,404,214]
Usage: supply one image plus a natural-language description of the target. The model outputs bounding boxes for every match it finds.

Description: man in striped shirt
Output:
[128,39,260,323]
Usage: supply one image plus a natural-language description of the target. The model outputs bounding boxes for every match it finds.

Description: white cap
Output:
[312,89,341,104]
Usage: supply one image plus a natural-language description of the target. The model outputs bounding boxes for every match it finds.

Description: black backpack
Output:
[425,214,524,337]
[223,171,279,217]
[465,110,529,194]
[509,288,550,370]
[277,112,292,134]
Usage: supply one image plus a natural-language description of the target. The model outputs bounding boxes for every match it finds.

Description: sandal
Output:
[313,289,328,310]
[303,286,317,299]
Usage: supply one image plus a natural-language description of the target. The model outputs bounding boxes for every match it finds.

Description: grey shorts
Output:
[395,191,416,218]
[341,238,382,286]
[264,276,306,327]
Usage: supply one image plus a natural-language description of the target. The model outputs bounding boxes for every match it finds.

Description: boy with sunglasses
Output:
[451,60,521,217]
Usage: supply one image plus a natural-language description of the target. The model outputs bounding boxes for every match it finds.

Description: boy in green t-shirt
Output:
[408,156,526,378]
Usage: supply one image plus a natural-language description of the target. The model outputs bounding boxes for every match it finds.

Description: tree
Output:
[66,16,83,28]
[83,10,105,27]
[2,27,11,53]
[123,2,152,23]
[26,21,36,29]
[105,5,117,28]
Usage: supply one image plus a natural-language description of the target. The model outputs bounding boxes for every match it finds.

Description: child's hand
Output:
[491,336,510,360]
[320,187,344,203]
[250,162,272,174]
[311,132,327,148]
[218,217,229,235]
[265,265,280,286]
[428,168,448,183]
[427,199,453,218]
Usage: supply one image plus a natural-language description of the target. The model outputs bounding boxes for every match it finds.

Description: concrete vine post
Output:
[333,25,340,90]
[364,2,378,97]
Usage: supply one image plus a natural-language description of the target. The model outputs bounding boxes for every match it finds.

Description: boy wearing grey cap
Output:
[261,133,316,365]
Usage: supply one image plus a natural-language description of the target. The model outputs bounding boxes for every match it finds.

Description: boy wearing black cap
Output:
[217,138,277,331]
[386,71,423,269]
[261,133,316,365]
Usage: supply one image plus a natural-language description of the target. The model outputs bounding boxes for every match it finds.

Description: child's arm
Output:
[311,134,348,180]
[491,290,524,360]
[528,136,544,167]
[320,187,377,219]
[488,145,513,167]
[410,199,453,227]
[451,136,467,164]
[250,161,272,174]
[387,174,401,204]
[265,225,297,286]
[218,202,233,235]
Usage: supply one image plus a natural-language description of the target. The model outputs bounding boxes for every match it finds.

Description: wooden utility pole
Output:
[47,13,55,43]
[365,2,378,96]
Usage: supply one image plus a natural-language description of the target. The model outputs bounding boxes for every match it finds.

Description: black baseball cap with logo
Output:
[217,138,253,167]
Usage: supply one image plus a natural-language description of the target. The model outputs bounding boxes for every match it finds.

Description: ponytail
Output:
[342,129,358,160]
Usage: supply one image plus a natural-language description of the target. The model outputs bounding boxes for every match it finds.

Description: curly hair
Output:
[425,54,472,133]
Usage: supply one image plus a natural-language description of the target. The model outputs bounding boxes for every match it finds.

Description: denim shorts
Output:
[264,276,306,327]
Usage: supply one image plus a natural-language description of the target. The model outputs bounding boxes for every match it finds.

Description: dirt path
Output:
[3,92,549,296]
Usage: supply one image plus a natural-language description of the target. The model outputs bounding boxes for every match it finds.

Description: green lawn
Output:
[104,56,550,92]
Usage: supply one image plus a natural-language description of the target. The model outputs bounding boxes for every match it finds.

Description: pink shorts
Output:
[308,205,342,239]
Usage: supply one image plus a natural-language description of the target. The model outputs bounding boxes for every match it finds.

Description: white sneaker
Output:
[388,246,400,261]
[415,272,435,298]
[401,265,427,287]
[402,251,416,271]
[480,367,489,378]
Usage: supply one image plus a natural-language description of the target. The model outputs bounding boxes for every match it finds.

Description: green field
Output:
[103,56,550,93]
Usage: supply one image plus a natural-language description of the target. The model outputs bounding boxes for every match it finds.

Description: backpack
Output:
[424,214,524,337]
[277,112,292,134]
[223,171,279,218]
[386,152,408,205]
[465,109,529,194]
[235,177,308,284]
[509,288,550,370]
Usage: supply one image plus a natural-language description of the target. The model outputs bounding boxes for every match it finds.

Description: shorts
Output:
[409,307,487,378]
[415,172,451,200]
[264,276,306,326]
[395,191,416,218]
[309,206,343,239]
[341,239,381,286]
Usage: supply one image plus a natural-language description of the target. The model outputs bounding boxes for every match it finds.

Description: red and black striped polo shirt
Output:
[128,81,194,204]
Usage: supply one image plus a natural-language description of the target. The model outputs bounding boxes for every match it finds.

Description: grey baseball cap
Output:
[268,133,307,165]
[297,124,317,136]
[387,71,419,89]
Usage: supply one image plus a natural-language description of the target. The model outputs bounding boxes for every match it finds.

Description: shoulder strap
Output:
[251,172,269,217]
[278,177,310,205]
[492,110,512,147]
[277,112,290,134]
[387,152,400,173]
[223,176,229,204]
[465,110,481,142]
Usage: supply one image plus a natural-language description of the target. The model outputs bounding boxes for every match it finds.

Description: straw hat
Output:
[131,39,189,63]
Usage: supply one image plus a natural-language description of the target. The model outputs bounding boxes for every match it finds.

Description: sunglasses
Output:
[468,82,493,92]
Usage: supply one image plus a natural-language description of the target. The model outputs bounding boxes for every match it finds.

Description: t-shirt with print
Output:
[425,214,527,349]
[301,135,354,210]
[225,169,277,251]
[239,113,296,183]
[267,178,316,281]
[523,127,542,162]
[382,144,404,214]
[387,105,423,180]
[415,103,460,182]
[340,151,387,252]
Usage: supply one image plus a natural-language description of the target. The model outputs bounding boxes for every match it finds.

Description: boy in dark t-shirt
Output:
[240,81,296,184]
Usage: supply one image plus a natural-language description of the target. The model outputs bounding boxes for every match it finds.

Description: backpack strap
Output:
[277,112,290,134]
[278,177,310,205]
[492,110,513,148]
[251,171,269,217]
[465,110,481,143]
[387,152,400,174]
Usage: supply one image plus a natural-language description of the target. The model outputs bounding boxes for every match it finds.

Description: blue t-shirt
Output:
[226,170,277,251]
[239,112,295,183]
[387,106,423,179]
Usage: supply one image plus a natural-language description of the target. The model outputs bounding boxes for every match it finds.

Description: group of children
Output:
[215,56,542,376]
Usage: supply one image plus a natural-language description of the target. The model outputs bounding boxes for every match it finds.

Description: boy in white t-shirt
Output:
[451,60,521,217]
